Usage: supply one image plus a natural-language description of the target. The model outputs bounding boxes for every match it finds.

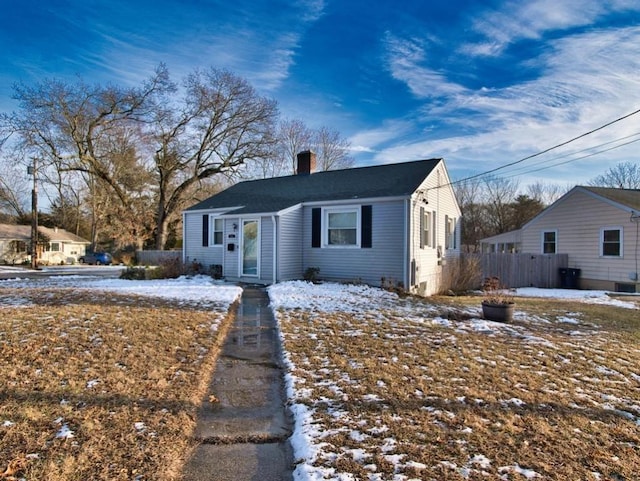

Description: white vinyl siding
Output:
[183,211,226,268]
[411,165,462,295]
[303,200,404,286]
[278,208,304,281]
[521,189,634,287]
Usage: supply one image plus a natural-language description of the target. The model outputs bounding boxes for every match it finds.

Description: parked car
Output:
[78,252,113,265]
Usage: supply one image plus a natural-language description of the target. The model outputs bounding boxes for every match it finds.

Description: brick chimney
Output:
[296,150,316,175]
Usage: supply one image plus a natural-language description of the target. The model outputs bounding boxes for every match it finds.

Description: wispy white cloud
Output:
[41,0,326,92]
[383,32,466,99]
[364,25,640,184]
[348,119,414,155]
[463,0,640,57]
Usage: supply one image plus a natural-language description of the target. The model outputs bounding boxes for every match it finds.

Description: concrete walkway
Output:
[183,286,293,481]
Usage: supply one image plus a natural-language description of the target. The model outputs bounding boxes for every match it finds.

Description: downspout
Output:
[271,215,277,285]
[404,197,410,291]
[182,212,187,264]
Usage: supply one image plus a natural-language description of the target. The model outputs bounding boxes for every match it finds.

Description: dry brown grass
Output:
[277,293,640,480]
[0,287,236,481]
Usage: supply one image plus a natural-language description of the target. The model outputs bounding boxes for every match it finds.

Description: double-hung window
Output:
[445,216,456,250]
[601,227,622,257]
[326,209,358,246]
[420,208,431,248]
[212,218,224,245]
[312,206,371,249]
[542,230,557,254]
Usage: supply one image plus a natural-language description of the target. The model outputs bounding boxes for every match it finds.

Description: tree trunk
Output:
[155,201,168,250]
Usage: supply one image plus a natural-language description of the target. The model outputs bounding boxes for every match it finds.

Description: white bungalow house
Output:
[481,186,640,292]
[182,152,462,296]
[0,224,90,265]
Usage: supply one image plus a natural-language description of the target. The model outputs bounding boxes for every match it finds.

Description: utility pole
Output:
[28,157,38,269]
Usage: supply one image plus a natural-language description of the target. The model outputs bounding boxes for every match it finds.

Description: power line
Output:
[449,107,640,187]
[499,131,640,177]
[503,137,640,178]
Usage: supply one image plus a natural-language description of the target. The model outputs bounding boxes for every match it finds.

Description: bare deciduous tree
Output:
[279,118,313,175]
[455,178,486,252]
[241,119,354,179]
[311,126,354,171]
[588,161,640,189]
[3,65,171,247]
[0,156,30,218]
[149,67,279,248]
[525,181,568,206]
[482,176,520,234]
[2,64,281,250]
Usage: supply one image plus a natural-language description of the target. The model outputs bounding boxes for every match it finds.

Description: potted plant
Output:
[481,276,515,322]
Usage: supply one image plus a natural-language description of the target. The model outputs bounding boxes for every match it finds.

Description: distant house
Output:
[481,186,640,292]
[182,152,462,296]
[0,224,90,265]
[480,229,522,254]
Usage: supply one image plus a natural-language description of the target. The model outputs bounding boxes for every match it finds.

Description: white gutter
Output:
[303,195,408,208]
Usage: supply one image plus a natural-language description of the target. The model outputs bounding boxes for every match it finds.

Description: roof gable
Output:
[580,186,640,212]
[187,158,442,214]
[523,185,640,229]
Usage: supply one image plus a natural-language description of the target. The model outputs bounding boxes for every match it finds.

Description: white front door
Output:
[241,219,259,276]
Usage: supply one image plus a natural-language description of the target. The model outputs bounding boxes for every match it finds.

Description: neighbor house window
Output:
[601,227,622,257]
[47,242,61,252]
[542,230,557,254]
[212,217,224,245]
[325,208,358,246]
[420,208,431,248]
[445,216,456,249]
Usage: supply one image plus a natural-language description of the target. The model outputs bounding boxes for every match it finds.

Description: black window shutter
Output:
[311,208,321,248]
[361,205,372,248]
[202,215,209,247]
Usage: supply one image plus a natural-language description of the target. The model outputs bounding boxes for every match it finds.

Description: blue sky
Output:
[1,0,639,187]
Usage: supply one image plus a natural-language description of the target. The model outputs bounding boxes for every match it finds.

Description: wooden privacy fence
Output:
[478,253,568,288]
[136,250,181,266]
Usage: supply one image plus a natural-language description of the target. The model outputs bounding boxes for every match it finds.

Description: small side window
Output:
[542,231,556,254]
[213,218,224,245]
[601,227,622,257]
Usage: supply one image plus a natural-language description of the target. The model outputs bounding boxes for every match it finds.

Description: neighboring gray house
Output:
[481,186,640,292]
[0,224,90,265]
[183,152,462,296]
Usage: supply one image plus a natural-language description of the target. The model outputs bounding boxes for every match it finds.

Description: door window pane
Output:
[242,220,258,275]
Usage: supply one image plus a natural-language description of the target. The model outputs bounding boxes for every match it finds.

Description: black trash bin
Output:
[559,267,580,288]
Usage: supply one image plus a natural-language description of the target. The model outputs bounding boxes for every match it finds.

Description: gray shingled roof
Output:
[0,224,90,243]
[581,186,640,211]
[187,159,442,214]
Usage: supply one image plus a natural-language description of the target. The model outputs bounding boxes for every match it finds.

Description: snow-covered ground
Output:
[0,273,242,308]
[269,280,639,481]
[1,273,637,479]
